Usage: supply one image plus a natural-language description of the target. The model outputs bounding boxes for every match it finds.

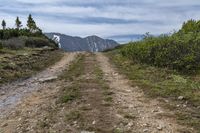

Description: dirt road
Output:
[0,52,193,133]
[96,53,193,133]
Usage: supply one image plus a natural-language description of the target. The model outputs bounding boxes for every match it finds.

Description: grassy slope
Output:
[0,48,63,84]
[106,49,200,132]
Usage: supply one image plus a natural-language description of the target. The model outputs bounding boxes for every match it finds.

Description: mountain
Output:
[45,33,119,52]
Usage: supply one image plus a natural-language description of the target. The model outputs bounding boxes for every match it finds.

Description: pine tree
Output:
[1,20,6,30]
[27,14,37,30]
[15,16,22,29]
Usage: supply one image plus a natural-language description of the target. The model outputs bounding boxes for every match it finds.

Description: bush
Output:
[0,28,43,40]
[25,37,55,48]
[120,29,200,73]
[1,37,25,49]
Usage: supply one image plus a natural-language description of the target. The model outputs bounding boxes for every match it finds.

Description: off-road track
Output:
[0,52,194,133]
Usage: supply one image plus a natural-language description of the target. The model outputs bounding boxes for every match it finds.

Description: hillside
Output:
[0,15,61,85]
[45,33,119,52]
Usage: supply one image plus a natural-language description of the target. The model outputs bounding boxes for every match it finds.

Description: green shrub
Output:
[0,28,43,40]
[25,37,54,48]
[120,25,200,73]
[1,37,25,49]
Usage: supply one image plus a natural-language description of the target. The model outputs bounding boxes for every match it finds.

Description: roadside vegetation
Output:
[106,19,200,132]
[0,48,62,84]
[0,15,61,84]
[121,19,200,74]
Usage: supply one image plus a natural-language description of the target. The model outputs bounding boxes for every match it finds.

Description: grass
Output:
[60,84,80,103]
[58,54,116,131]
[59,54,85,103]
[104,96,113,102]
[92,63,114,106]
[65,110,82,121]
[0,47,63,84]
[59,54,85,81]
[106,50,200,132]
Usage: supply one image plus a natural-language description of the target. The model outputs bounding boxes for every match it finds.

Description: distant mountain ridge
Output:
[45,33,119,52]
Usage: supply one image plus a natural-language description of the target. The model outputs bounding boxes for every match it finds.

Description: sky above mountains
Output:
[1,0,200,42]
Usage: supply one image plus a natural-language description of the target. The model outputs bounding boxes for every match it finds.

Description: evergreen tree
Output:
[1,20,6,30]
[15,16,22,29]
[27,14,37,30]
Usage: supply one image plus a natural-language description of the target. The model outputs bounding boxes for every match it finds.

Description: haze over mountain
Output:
[45,33,119,52]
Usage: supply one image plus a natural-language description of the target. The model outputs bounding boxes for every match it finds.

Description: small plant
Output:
[104,96,113,102]
[60,85,80,103]
[66,110,81,121]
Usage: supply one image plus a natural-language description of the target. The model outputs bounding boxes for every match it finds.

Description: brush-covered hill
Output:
[0,15,61,84]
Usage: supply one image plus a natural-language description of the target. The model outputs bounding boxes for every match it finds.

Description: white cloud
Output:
[15,0,63,4]
[1,0,200,42]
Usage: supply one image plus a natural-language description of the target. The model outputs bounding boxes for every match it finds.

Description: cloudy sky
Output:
[0,0,200,42]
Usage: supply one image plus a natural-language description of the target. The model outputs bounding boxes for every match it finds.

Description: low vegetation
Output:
[107,51,200,132]
[121,19,200,74]
[59,55,85,103]
[106,19,200,132]
[0,15,60,84]
[55,54,117,132]
[0,14,58,49]
[0,48,63,84]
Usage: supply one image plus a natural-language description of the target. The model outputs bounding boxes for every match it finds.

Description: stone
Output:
[81,131,95,133]
[143,129,149,132]
[157,125,164,130]
[39,76,58,82]
[0,91,5,96]
[18,83,26,86]
[183,104,187,108]
[18,117,22,121]
[178,96,184,100]
[152,109,159,113]
[92,121,96,125]
[1,123,8,127]
[127,122,133,127]
[164,99,169,103]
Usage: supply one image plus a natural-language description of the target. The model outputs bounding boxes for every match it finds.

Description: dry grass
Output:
[0,48,63,84]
